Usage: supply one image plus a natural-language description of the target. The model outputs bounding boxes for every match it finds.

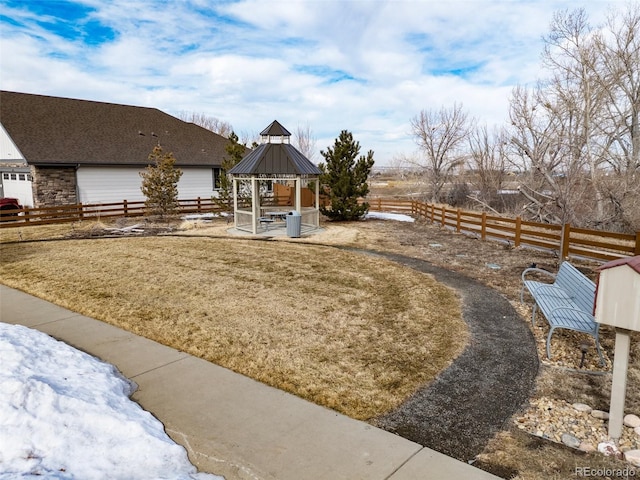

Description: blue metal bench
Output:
[521,262,604,365]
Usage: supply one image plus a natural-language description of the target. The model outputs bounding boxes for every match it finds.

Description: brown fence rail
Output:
[0,196,298,228]
[2,197,638,262]
[367,198,639,262]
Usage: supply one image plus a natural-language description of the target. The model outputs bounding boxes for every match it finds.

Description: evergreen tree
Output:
[140,146,183,217]
[215,131,247,212]
[319,130,375,221]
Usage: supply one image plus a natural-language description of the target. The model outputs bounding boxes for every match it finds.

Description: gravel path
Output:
[351,249,540,463]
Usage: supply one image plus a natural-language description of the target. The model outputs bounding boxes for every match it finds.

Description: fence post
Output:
[515,216,521,247]
[377,198,382,211]
[456,208,461,232]
[197,197,202,213]
[635,231,640,255]
[440,206,445,226]
[78,203,84,220]
[481,212,487,241]
[429,204,434,223]
[24,206,30,223]
[123,199,128,217]
[561,223,571,261]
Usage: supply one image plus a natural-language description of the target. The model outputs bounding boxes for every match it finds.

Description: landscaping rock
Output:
[625,450,640,467]
[516,396,639,460]
[635,426,640,437]
[591,409,609,420]
[579,441,596,453]
[598,441,624,460]
[573,403,592,413]
[624,414,640,428]
[561,433,581,449]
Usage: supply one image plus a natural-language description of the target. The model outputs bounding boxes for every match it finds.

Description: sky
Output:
[0,0,619,165]
[0,322,221,479]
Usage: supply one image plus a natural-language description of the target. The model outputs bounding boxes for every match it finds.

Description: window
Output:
[10,174,16,180]
[18,174,25,181]
[2,173,8,180]
[213,167,222,190]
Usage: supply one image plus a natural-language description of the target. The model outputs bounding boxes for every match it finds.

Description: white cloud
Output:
[0,0,618,164]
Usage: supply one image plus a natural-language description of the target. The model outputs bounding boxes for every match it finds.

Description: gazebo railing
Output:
[232,206,319,234]
[300,208,319,228]
[234,210,254,232]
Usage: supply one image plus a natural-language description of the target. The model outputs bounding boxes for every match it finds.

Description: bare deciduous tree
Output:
[507,5,640,231]
[293,123,317,162]
[176,111,233,138]
[410,103,471,202]
[239,130,260,149]
[467,124,508,210]
[508,82,591,225]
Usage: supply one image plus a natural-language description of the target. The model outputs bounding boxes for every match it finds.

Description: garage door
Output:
[1,172,34,207]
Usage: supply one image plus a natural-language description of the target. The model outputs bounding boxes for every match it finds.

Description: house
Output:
[0,121,32,207]
[0,91,231,207]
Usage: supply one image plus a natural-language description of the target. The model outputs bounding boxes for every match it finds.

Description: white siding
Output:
[77,167,146,204]
[178,168,215,200]
[0,123,26,162]
[77,166,214,204]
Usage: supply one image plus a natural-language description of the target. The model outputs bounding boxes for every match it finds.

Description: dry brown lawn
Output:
[2,214,639,480]
[0,225,465,420]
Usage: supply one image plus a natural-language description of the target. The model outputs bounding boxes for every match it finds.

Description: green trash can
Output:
[286,211,302,238]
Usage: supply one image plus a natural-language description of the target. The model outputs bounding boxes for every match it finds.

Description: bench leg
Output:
[531,304,538,326]
[546,327,556,360]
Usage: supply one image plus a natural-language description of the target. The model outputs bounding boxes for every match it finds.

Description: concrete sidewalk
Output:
[1,285,501,480]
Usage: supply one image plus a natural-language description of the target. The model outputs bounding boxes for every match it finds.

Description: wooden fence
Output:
[0,197,274,227]
[368,198,639,262]
[2,196,638,262]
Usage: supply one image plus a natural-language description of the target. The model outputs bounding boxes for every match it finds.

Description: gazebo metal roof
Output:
[228,142,321,176]
[229,120,321,177]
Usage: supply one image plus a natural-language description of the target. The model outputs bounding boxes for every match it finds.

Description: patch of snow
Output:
[0,323,222,480]
[182,213,220,221]
[365,211,415,223]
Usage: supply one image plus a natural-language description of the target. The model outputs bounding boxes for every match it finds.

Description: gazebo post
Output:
[295,177,302,213]
[233,178,238,228]
[251,175,260,234]
[315,179,320,227]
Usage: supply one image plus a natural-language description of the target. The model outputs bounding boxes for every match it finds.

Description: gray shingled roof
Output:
[0,91,230,167]
[229,142,321,176]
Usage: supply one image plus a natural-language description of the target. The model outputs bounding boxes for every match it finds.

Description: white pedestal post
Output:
[608,328,631,440]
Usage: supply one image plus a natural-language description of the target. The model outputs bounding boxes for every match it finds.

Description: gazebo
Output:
[228,120,322,235]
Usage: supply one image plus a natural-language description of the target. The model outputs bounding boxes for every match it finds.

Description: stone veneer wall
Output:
[31,165,77,207]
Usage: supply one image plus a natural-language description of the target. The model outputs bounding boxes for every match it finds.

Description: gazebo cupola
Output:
[228,120,322,234]
[260,120,291,144]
